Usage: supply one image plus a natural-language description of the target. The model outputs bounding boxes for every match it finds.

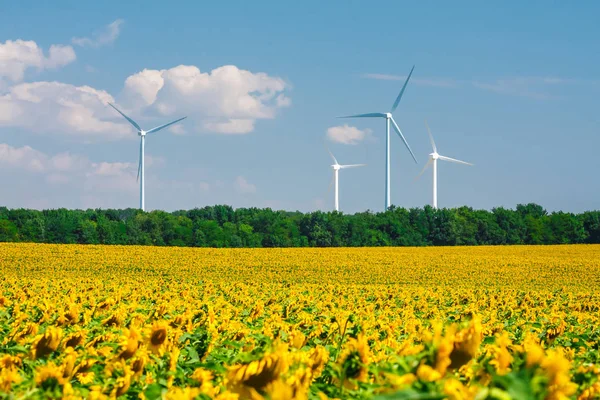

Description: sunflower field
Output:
[1,243,600,399]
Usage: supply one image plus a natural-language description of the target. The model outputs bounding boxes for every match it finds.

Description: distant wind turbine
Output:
[108,103,186,211]
[327,148,366,212]
[339,66,418,211]
[417,120,473,209]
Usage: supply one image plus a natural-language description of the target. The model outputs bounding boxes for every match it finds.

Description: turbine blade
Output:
[136,138,142,182]
[340,164,366,169]
[424,119,437,153]
[327,172,335,194]
[390,65,415,112]
[438,155,473,166]
[338,113,386,118]
[390,116,418,164]
[415,159,433,181]
[145,116,187,134]
[108,103,142,132]
[326,146,339,165]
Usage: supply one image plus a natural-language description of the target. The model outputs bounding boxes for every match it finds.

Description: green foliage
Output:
[0,203,598,247]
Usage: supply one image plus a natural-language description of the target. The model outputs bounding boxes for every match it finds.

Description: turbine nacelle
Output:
[331,164,341,170]
[430,152,439,160]
[138,130,146,136]
[385,112,392,119]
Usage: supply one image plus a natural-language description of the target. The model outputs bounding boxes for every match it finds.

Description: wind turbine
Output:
[327,148,366,212]
[339,65,418,211]
[108,103,186,211]
[417,120,473,209]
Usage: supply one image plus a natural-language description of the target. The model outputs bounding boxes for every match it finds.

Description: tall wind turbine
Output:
[417,120,473,209]
[327,148,366,212]
[340,65,418,211]
[108,103,186,211]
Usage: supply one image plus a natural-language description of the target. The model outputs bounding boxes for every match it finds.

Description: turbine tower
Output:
[417,120,473,209]
[327,148,366,212]
[340,66,418,211]
[108,103,186,211]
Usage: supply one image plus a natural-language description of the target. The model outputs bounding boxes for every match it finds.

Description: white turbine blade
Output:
[326,147,339,165]
[340,164,366,169]
[390,116,418,164]
[415,159,433,180]
[424,119,437,153]
[136,139,142,182]
[108,103,142,132]
[390,65,415,112]
[438,155,473,166]
[338,113,386,118]
[145,117,187,134]
[327,172,335,194]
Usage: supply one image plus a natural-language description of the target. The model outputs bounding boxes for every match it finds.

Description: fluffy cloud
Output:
[0,143,47,172]
[0,81,131,140]
[234,176,257,194]
[72,19,124,48]
[0,142,142,196]
[0,143,95,179]
[326,124,371,145]
[0,39,76,85]
[120,65,291,134]
[0,63,290,138]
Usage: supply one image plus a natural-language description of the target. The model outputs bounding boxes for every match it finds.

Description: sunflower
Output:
[15,322,38,342]
[192,368,218,396]
[489,332,513,376]
[76,371,95,385]
[131,348,149,377]
[31,326,63,359]
[0,354,22,370]
[449,316,482,370]
[0,367,22,392]
[308,346,329,379]
[35,362,65,390]
[118,327,140,360]
[61,348,77,379]
[338,334,370,389]
[64,330,86,349]
[228,344,289,396]
[146,321,169,355]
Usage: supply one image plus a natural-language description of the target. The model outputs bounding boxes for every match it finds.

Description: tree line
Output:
[0,204,599,247]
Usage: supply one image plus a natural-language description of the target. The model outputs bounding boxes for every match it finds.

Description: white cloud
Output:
[72,19,124,48]
[203,118,255,134]
[0,39,76,85]
[472,77,565,99]
[89,161,134,177]
[0,142,138,198]
[169,124,186,135]
[234,176,257,194]
[0,61,289,139]
[326,124,371,145]
[120,64,290,134]
[0,143,47,172]
[0,143,105,176]
[0,81,130,140]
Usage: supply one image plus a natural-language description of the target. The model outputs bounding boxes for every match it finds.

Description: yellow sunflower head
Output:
[35,362,66,390]
[146,321,169,355]
[228,344,289,396]
[339,334,370,388]
[118,326,141,360]
[31,326,63,359]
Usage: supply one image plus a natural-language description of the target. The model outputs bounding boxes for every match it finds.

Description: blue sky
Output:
[0,1,598,213]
